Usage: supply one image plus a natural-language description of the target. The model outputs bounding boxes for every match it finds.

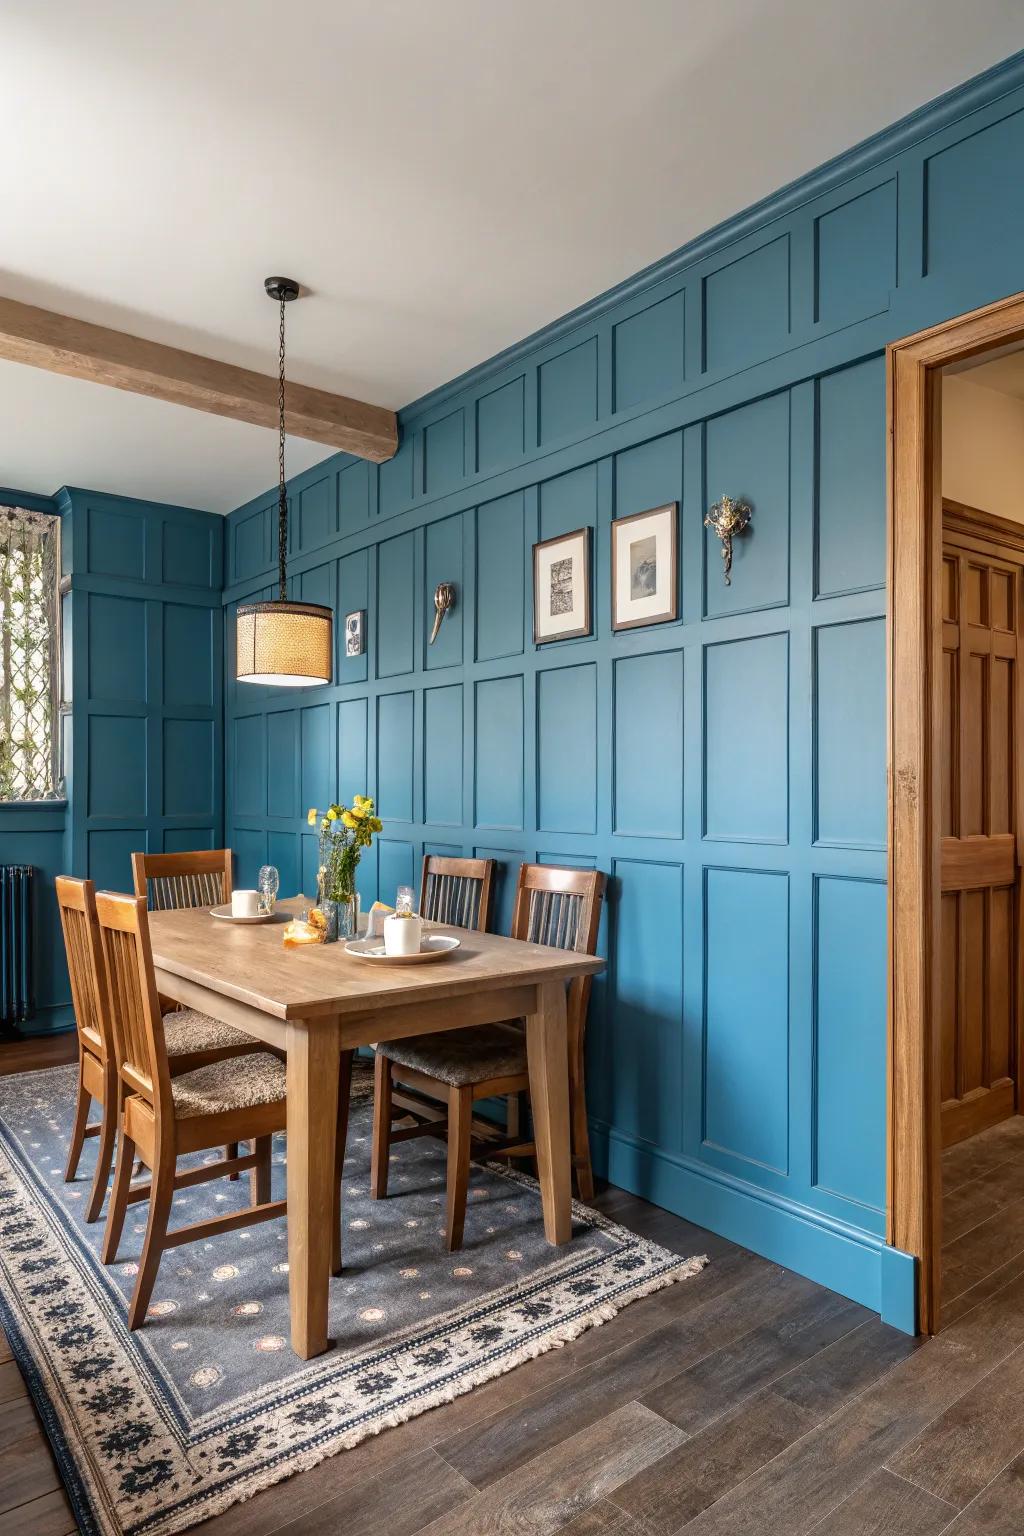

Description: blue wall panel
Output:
[377,533,415,677]
[338,697,369,803]
[614,650,683,838]
[704,867,789,1173]
[266,709,297,820]
[477,377,525,473]
[815,619,886,847]
[475,677,524,830]
[704,633,788,842]
[614,289,685,414]
[815,876,887,1215]
[218,58,1024,1327]
[817,357,887,597]
[424,684,463,826]
[704,236,789,375]
[704,393,790,616]
[424,514,464,671]
[88,594,147,703]
[815,180,896,329]
[377,691,415,821]
[476,494,525,661]
[539,337,598,444]
[537,663,597,834]
[163,719,214,817]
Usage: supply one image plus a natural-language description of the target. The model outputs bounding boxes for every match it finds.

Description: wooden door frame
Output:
[889,289,1024,1334]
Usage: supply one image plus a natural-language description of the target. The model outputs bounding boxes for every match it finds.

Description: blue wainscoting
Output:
[0,488,224,1031]
[59,487,225,892]
[219,53,1024,1332]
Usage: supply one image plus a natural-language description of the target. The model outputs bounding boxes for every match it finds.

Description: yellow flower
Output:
[369,817,383,833]
[320,818,329,832]
[326,807,338,822]
[341,811,358,829]
[306,808,317,826]
[353,794,367,809]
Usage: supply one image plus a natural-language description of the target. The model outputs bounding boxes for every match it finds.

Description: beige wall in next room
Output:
[943,371,1024,523]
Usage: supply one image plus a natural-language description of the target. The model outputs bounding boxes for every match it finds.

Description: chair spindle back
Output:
[56,876,114,1063]
[131,849,232,911]
[511,864,606,1049]
[419,855,496,932]
[94,892,170,1112]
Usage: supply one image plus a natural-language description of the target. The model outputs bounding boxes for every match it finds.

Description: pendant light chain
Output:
[277,295,288,602]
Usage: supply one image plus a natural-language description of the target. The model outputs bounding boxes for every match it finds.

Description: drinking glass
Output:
[396,884,416,915]
[257,864,280,915]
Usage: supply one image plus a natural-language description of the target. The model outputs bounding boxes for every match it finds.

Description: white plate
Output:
[209,904,276,924]
[344,934,461,964]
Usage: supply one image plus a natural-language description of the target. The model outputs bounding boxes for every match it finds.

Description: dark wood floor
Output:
[5,1037,1024,1535]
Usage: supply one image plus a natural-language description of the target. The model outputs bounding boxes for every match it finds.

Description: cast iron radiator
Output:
[0,865,34,1027]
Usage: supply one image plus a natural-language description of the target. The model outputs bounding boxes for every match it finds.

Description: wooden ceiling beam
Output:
[0,295,398,463]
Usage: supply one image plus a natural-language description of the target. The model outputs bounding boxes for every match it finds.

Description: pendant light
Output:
[236,277,333,687]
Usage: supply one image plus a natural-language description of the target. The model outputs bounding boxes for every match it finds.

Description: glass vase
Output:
[320,892,358,943]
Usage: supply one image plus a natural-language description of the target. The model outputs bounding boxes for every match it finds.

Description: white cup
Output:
[231,889,260,918]
[383,913,422,956]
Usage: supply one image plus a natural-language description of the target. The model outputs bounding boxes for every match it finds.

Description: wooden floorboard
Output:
[5,1037,1024,1534]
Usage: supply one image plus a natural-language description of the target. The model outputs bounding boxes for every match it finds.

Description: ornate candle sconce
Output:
[430,582,456,644]
[704,495,752,585]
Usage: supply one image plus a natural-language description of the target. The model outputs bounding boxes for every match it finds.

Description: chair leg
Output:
[64,1070,91,1183]
[506,1091,521,1141]
[570,1044,594,1203]
[251,1136,272,1205]
[370,1052,393,1200]
[84,1083,118,1224]
[332,1049,354,1276]
[128,1153,175,1330]
[446,1085,473,1253]
[102,1127,136,1265]
[227,1141,240,1180]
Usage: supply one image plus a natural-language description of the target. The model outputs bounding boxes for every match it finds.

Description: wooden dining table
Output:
[147,897,604,1359]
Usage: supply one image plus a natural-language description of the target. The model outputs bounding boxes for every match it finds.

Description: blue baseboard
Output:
[13,1005,75,1039]
[589,1119,918,1335]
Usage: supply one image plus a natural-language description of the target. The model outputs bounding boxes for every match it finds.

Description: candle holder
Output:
[704,495,752,585]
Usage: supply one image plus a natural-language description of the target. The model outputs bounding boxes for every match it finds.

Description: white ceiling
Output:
[3,0,1024,514]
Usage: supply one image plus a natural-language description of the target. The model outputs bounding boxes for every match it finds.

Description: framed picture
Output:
[344,609,365,657]
[611,502,678,631]
[533,526,591,643]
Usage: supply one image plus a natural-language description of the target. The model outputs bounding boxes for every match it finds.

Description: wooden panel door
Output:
[939,502,1024,1147]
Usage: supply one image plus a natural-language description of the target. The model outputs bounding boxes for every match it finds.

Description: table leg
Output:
[286,1017,340,1358]
[525,980,572,1245]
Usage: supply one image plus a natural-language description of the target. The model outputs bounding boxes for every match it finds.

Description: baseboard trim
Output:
[10,1005,75,1039]
[588,1119,917,1334]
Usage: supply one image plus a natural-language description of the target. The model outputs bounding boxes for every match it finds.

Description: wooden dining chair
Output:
[418,853,496,930]
[132,847,254,1172]
[371,863,606,1249]
[131,848,232,910]
[95,890,293,1328]
[57,876,267,1224]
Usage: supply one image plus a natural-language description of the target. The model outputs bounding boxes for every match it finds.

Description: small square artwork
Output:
[612,502,678,631]
[344,610,365,657]
[533,527,591,643]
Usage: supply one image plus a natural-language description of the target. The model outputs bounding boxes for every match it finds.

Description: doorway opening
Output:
[889,293,1024,1334]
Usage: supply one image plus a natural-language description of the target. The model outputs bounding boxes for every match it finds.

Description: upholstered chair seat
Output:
[381,1024,526,1087]
[162,1008,257,1057]
[170,1053,287,1118]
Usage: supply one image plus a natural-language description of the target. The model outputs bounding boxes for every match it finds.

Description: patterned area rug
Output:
[0,1062,706,1536]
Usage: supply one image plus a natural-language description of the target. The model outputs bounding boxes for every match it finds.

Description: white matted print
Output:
[611,502,678,631]
[533,526,591,643]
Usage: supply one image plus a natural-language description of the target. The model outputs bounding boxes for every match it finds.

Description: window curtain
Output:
[0,505,61,801]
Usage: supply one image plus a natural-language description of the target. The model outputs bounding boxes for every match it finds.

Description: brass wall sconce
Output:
[704,495,752,585]
[430,582,456,644]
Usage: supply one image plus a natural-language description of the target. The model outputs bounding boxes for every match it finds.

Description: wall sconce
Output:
[704,495,752,585]
[430,582,456,644]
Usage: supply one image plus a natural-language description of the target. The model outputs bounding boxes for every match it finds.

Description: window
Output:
[0,505,63,802]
